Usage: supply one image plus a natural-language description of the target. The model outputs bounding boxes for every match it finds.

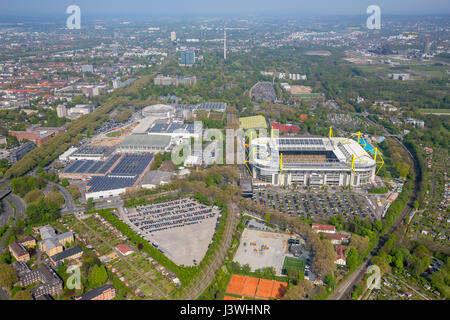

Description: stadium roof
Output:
[239,115,267,130]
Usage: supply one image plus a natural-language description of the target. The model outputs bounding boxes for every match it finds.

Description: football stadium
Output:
[248,134,379,187]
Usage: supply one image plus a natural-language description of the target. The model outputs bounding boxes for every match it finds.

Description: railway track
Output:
[180,202,239,300]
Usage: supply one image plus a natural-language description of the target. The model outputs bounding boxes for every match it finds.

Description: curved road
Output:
[0,191,27,252]
[180,202,239,300]
[328,114,420,300]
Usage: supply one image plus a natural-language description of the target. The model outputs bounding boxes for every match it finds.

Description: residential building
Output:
[324,233,351,245]
[9,241,30,262]
[180,50,195,66]
[115,244,134,256]
[18,235,37,248]
[8,142,35,164]
[50,246,83,266]
[17,265,63,299]
[39,226,74,256]
[334,245,347,265]
[56,104,67,118]
[74,284,116,300]
[312,223,336,234]
[405,118,425,128]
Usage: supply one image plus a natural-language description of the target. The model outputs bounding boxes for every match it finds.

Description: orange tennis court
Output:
[271,281,288,299]
[226,274,288,299]
[255,279,273,298]
[226,274,247,296]
[241,276,259,297]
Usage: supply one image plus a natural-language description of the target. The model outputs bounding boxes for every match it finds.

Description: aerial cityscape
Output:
[0,0,448,309]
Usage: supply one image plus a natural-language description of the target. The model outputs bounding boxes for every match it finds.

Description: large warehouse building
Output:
[249,136,376,187]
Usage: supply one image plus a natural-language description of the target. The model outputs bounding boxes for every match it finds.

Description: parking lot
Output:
[252,187,383,221]
[123,198,221,266]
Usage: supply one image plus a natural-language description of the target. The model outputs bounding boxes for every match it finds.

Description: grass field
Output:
[420,108,450,115]
[293,93,323,99]
[281,256,305,275]
[106,130,122,137]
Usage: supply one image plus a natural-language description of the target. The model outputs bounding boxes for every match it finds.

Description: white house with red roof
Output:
[312,223,336,234]
[115,244,134,256]
[334,245,347,265]
[324,232,351,245]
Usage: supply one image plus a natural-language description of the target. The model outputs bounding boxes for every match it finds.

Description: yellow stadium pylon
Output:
[280,153,283,172]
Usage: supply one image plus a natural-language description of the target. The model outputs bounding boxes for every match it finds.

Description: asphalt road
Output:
[0,287,9,300]
[46,181,83,214]
[0,198,14,227]
[328,115,419,300]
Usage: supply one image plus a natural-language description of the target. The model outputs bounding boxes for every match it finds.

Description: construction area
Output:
[233,229,297,275]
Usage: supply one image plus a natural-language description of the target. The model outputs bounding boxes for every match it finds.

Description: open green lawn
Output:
[281,256,305,275]
[420,108,450,115]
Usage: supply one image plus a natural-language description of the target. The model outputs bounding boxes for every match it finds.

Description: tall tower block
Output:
[224,28,227,60]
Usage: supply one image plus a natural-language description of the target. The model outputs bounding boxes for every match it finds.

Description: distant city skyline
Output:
[1,0,450,18]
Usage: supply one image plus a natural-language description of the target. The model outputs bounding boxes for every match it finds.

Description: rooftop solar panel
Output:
[86,161,104,174]
[63,160,83,173]
[87,176,137,192]
[74,160,95,173]
[97,154,121,174]
[109,154,153,177]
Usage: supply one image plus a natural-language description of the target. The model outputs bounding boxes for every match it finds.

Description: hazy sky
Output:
[1,0,450,17]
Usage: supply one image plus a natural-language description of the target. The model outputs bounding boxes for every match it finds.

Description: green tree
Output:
[88,264,108,288]
[282,279,314,300]
[23,189,44,204]
[0,264,18,289]
[68,184,81,200]
[61,178,69,187]
[241,264,251,274]
[13,289,33,300]
[346,248,360,271]
[393,251,404,271]
[287,268,299,284]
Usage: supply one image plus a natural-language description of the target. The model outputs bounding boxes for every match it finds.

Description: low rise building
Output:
[9,241,30,262]
[74,284,116,300]
[115,244,134,256]
[334,245,347,265]
[39,226,74,256]
[17,265,63,299]
[312,223,336,234]
[324,233,351,245]
[50,246,83,266]
[141,170,174,189]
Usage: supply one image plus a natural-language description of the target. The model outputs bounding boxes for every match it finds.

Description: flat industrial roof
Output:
[120,134,171,148]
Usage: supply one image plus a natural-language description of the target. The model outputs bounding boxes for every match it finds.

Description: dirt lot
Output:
[289,85,312,95]
[89,122,138,147]
[233,229,297,275]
